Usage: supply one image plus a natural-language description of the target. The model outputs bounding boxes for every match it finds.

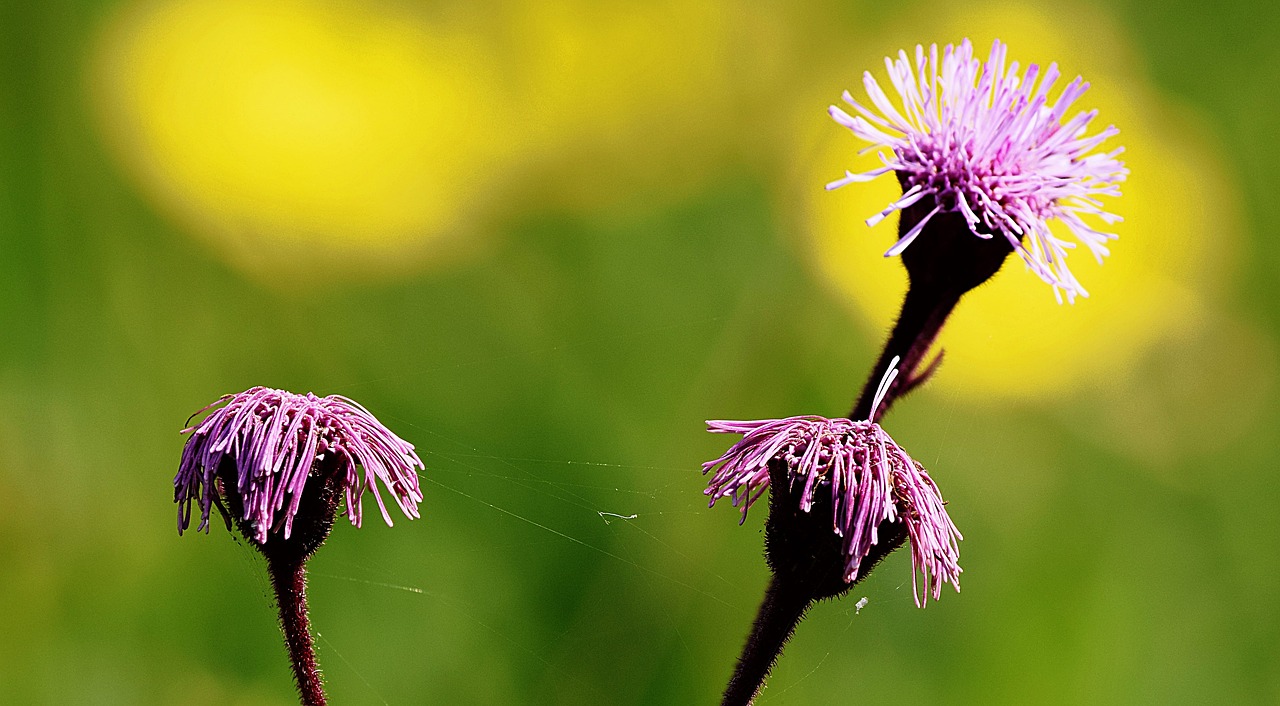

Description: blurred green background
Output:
[2,0,1278,703]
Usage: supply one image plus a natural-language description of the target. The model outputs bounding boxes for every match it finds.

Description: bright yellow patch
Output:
[94,0,508,279]
[93,0,791,278]
[804,3,1240,401]
[497,0,789,208]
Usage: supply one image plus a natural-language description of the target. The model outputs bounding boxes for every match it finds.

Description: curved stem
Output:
[721,577,811,706]
[267,554,327,706]
[850,283,961,422]
[721,250,968,703]
[722,529,907,705]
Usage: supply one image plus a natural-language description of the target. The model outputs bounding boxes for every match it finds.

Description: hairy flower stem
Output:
[720,577,808,706]
[852,196,1019,421]
[721,204,1007,703]
[216,457,341,706]
[268,555,327,706]
[721,535,908,706]
[721,457,908,706]
[849,283,960,422]
[717,283,953,706]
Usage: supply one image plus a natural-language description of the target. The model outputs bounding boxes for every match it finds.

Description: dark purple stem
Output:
[849,283,961,422]
[267,554,327,706]
[847,191,1016,423]
[718,285,957,706]
[720,577,810,706]
[720,270,962,705]
[719,528,907,706]
[721,197,1012,703]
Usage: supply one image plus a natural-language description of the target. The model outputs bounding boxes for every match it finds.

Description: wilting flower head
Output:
[175,386,424,545]
[827,38,1127,302]
[703,415,961,606]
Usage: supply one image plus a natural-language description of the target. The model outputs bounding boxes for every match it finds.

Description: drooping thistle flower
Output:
[703,414,961,606]
[705,362,960,706]
[174,386,424,706]
[176,386,424,547]
[827,38,1127,303]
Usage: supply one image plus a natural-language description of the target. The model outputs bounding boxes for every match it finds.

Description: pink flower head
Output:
[827,38,1127,303]
[175,387,424,545]
[703,415,961,606]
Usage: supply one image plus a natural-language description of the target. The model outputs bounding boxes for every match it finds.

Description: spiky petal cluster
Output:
[827,38,1127,302]
[175,386,424,544]
[703,416,961,606]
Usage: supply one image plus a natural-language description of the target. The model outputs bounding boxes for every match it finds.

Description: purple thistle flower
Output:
[827,38,1127,302]
[703,415,961,606]
[175,386,424,545]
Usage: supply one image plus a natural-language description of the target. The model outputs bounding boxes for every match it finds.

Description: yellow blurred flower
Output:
[94,0,512,280]
[497,0,790,208]
[93,0,794,279]
[801,2,1244,403]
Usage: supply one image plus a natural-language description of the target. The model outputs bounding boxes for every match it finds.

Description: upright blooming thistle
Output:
[175,386,424,545]
[827,38,1128,302]
[703,414,961,607]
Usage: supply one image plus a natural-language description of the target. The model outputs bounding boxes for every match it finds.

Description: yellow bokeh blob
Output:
[803,2,1240,401]
[93,0,793,277]
[497,0,790,208]
[94,0,510,279]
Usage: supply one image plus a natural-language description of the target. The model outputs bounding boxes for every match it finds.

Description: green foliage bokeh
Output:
[1,0,1278,703]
